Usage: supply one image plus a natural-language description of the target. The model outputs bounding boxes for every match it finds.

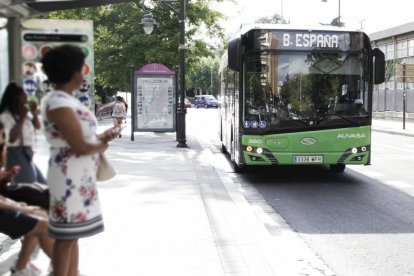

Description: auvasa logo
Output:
[337,133,366,138]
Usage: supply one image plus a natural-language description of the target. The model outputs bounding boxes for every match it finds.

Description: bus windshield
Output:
[244,51,370,132]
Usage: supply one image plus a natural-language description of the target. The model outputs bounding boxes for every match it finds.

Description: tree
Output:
[330,16,345,27]
[255,14,288,24]
[188,56,220,97]
[33,1,226,101]
[385,58,402,82]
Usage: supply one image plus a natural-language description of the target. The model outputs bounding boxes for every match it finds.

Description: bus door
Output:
[225,68,236,155]
[233,70,241,164]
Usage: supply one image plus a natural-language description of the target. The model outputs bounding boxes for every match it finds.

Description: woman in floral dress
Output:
[40,45,120,276]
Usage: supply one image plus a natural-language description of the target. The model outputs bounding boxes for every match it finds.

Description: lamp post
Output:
[130,66,135,141]
[139,0,187,148]
[322,0,341,26]
[176,0,187,148]
[359,19,365,30]
[280,0,284,20]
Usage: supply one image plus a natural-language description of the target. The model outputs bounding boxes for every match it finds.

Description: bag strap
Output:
[11,114,33,164]
[11,114,24,146]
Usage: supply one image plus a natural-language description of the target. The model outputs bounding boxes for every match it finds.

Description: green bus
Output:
[219,24,385,172]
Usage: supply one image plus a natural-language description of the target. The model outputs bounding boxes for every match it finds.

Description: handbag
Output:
[96,153,116,182]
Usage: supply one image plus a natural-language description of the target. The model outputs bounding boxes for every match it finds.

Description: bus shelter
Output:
[0,0,132,89]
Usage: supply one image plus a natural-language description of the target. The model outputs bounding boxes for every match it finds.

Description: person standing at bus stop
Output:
[111,96,127,138]
[40,44,120,276]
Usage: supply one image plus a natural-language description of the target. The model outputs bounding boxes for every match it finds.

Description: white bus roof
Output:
[233,23,364,38]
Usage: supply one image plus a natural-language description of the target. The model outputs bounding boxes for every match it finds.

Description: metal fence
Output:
[373,89,414,115]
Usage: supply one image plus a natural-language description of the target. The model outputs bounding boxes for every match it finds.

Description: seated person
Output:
[0,166,49,210]
[0,168,53,276]
[0,123,48,210]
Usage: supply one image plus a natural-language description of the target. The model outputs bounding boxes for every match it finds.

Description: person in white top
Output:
[41,44,119,276]
[0,83,46,185]
[111,96,127,137]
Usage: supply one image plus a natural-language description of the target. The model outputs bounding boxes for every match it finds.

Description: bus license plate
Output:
[294,155,323,163]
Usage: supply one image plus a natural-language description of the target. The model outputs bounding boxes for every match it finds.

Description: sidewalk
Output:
[372,118,414,137]
[0,117,411,276]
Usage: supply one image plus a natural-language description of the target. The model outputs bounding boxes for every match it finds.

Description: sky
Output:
[212,0,414,37]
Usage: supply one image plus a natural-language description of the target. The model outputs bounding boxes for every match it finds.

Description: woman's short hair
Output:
[41,44,85,85]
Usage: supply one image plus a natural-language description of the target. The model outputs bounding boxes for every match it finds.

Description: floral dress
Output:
[40,90,104,239]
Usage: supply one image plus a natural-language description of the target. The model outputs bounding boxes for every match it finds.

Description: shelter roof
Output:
[0,0,132,18]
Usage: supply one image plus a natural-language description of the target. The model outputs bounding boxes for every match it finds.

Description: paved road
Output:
[1,108,333,276]
[1,106,412,276]
[190,108,414,275]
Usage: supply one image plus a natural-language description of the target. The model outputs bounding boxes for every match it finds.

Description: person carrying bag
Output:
[111,96,127,137]
[40,44,120,276]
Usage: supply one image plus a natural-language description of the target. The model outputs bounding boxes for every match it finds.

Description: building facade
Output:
[370,21,414,120]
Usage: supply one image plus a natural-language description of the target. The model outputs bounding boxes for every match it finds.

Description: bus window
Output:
[244,51,370,130]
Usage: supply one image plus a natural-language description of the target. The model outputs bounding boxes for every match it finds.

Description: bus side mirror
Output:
[228,38,241,72]
[373,48,385,84]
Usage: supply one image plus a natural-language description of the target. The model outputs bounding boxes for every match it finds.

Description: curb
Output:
[372,129,414,137]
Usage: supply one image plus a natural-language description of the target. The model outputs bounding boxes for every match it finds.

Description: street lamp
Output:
[139,0,187,148]
[322,0,341,26]
[139,14,158,34]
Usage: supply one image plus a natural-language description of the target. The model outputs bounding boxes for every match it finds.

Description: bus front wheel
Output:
[232,162,246,173]
[221,143,227,154]
[330,164,346,173]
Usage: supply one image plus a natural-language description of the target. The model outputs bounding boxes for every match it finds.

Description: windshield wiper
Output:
[319,114,361,126]
[290,119,311,126]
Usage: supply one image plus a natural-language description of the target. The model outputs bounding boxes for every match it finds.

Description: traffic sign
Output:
[395,64,414,83]
[396,76,414,83]
[396,64,414,75]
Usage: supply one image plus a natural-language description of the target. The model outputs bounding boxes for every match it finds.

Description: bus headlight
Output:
[361,146,367,152]
[246,146,253,152]
[351,148,358,154]
[256,147,263,154]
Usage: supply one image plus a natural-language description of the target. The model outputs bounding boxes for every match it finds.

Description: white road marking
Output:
[384,180,412,189]
[361,171,385,178]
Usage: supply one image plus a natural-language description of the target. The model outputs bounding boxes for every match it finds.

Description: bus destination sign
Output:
[254,30,354,51]
[281,33,339,48]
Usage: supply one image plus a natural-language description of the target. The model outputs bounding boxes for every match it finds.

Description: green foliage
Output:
[385,58,402,82]
[330,17,345,27]
[188,56,220,96]
[32,1,226,102]
[255,14,288,24]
